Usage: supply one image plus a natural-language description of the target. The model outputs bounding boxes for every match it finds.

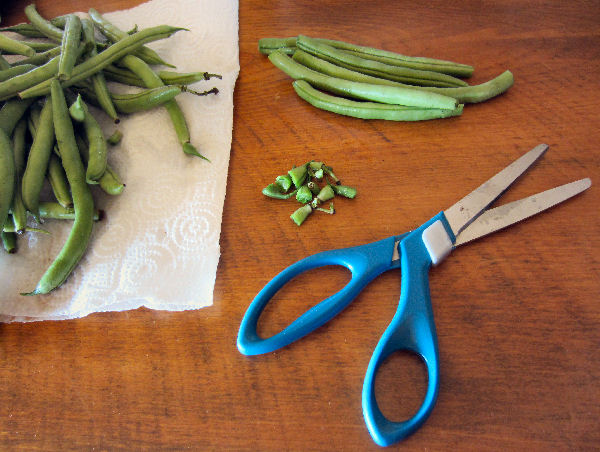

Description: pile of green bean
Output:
[263,161,356,226]
[0,4,220,294]
[259,35,514,120]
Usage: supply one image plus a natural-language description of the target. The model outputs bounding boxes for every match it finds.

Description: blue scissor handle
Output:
[237,234,407,356]
[363,212,454,447]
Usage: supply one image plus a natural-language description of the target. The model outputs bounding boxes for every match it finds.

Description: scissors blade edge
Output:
[454,178,591,246]
[445,144,549,237]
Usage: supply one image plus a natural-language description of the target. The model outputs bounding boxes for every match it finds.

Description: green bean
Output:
[75,135,124,196]
[1,229,17,253]
[292,80,462,121]
[24,4,64,42]
[0,23,46,38]
[78,96,107,183]
[19,25,186,99]
[312,37,473,78]
[11,45,61,67]
[22,96,55,220]
[269,51,458,110]
[38,201,101,221]
[296,35,467,88]
[0,34,36,57]
[0,54,10,70]
[0,65,37,83]
[119,54,207,159]
[103,65,221,87]
[47,153,73,208]
[11,119,28,232]
[0,129,15,237]
[294,48,513,104]
[58,14,82,80]
[0,56,60,101]
[21,41,59,52]
[79,84,184,114]
[88,8,175,68]
[81,18,119,123]
[25,79,95,295]
[107,129,123,145]
[0,98,35,135]
[258,37,297,55]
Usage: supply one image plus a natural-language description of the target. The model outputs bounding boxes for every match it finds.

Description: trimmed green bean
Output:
[0,129,15,237]
[269,51,458,110]
[0,65,37,83]
[0,55,61,101]
[11,119,28,232]
[88,8,175,68]
[81,18,119,123]
[258,37,297,55]
[119,54,207,159]
[58,14,82,80]
[0,23,47,38]
[26,79,95,295]
[292,80,462,121]
[293,50,513,104]
[21,41,59,52]
[47,153,73,208]
[19,25,186,99]
[0,34,36,57]
[296,35,467,88]
[22,96,54,220]
[24,4,64,42]
[11,46,61,67]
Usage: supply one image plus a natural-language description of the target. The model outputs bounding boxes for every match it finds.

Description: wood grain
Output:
[1,1,599,450]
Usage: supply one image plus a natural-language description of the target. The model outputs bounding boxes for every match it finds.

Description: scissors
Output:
[237,144,591,447]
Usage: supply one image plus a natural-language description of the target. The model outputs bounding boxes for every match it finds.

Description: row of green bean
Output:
[0,4,220,294]
[259,35,513,121]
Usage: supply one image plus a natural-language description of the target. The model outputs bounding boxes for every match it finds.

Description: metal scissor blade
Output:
[445,144,549,237]
[454,178,591,246]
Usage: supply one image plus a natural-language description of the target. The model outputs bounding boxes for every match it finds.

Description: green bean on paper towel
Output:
[263,161,357,226]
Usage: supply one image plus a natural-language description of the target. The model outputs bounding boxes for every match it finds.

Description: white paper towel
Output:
[0,0,240,321]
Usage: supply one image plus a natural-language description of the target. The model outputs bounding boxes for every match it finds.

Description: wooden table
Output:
[1,1,598,450]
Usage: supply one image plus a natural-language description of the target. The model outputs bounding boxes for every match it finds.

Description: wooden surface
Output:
[1,1,599,450]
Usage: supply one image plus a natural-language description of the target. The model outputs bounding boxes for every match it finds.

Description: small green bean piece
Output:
[275,174,292,192]
[313,184,335,205]
[1,230,17,253]
[22,96,55,219]
[47,153,73,208]
[0,34,35,57]
[88,8,175,68]
[107,130,123,145]
[296,185,313,204]
[332,184,357,199]
[11,119,28,232]
[293,79,463,121]
[288,164,308,188]
[262,183,296,200]
[296,35,468,88]
[269,51,458,110]
[58,14,82,81]
[19,25,186,99]
[0,129,15,236]
[316,202,335,215]
[26,79,95,295]
[24,4,64,42]
[69,93,86,121]
[290,204,312,226]
[0,65,37,83]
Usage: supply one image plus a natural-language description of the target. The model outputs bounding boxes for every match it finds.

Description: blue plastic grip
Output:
[237,235,405,356]
[362,212,454,447]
